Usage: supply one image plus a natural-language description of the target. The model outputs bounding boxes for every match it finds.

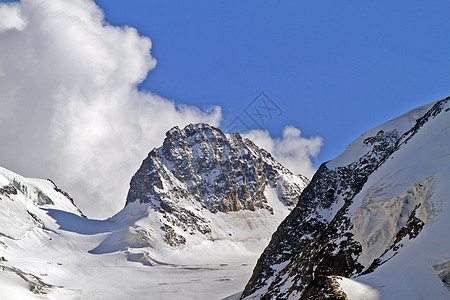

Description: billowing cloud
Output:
[0,0,323,219]
[244,126,323,179]
[0,2,25,31]
[0,0,221,218]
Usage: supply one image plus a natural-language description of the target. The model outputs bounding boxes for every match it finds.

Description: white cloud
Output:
[0,0,322,219]
[244,126,323,179]
[0,0,221,218]
[0,3,25,31]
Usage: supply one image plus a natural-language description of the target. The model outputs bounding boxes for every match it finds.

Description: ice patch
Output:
[352,177,434,267]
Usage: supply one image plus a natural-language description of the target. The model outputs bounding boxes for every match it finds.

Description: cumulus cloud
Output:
[244,126,323,179]
[0,3,25,31]
[0,0,322,219]
[0,0,221,218]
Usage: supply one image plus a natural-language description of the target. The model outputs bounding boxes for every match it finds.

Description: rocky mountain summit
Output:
[122,123,309,247]
[127,123,308,213]
[241,97,450,299]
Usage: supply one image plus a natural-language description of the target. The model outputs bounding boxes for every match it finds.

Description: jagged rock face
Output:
[125,124,309,244]
[127,123,307,212]
[241,97,450,299]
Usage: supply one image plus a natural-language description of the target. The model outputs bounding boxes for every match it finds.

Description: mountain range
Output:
[0,97,449,299]
[0,123,308,299]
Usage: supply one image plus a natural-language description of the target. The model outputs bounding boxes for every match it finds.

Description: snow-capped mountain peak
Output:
[122,123,309,249]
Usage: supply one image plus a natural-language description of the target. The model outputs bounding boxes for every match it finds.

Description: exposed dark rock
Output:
[161,224,186,247]
[0,184,17,196]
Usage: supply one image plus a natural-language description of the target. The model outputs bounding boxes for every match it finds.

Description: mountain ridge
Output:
[0,123,310,299]
[241,96,450,299]
[0,97,448,299]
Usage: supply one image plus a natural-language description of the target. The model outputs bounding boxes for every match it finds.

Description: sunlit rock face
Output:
[125,123,309,245]
[127,123,309,212]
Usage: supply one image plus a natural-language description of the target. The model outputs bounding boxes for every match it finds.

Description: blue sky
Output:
[2,0,447,164]
[93,0,449,164]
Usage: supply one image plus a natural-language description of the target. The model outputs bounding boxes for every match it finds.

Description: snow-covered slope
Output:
[0,166,85,297]
[0,167,84,240]
[241,97,450,299]
[0,124,309,299]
